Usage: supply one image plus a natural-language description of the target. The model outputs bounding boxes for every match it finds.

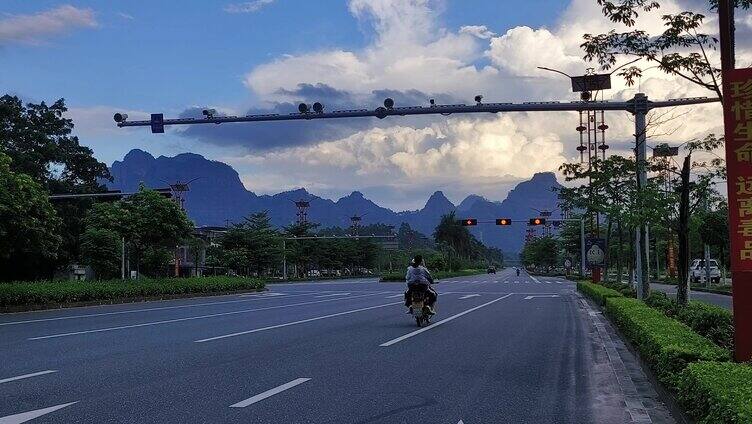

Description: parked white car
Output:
[689,259,721,284]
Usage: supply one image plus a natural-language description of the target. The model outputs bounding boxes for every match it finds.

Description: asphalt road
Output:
[650,283,732,310]
[1,269,672,423]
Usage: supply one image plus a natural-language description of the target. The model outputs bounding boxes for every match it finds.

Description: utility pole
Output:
[121,236,126,281]
[580,217,586,277]
[633,93,649,299]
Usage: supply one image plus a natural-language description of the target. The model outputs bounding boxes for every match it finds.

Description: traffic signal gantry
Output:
[458,217,546,226]
[458,216,586,276]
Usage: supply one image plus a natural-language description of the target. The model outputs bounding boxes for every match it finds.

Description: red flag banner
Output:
[725,68,752,271]
[724,67,752,362]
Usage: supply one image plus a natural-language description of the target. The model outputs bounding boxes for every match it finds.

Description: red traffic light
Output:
[460,218,478,226]
[529,218,545,226]
[495,218,512,226]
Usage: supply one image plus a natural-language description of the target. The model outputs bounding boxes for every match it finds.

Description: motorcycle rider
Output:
[404,255,437,313]
[516,267,520,277]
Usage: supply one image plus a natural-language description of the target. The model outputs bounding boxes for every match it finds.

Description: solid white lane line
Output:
[386,294,404,298]
[0,370,57,384]
[528,275,543,285]
[196,301,402,343]
[230,378,311,408]
[459,294,480,299]
[238,292,286,298]
[524,295,560,300]
[28,292,387,340]
[0,292,313,327]
[379,294,514,347]
[0,402,77,424]
[314,292,350,298]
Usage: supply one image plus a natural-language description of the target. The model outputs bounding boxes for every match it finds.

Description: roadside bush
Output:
[644,292,734,350]
[0,276,265,308]
[678,361,752,424]
[645,291,678,316]
[603,297,730,388]
[676,302,734,350]
[604,282,637,298]
[576,282,623,305]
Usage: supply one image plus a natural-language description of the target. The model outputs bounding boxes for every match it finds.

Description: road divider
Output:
[230,378,311,408]
[0,292,312,327]
[0,370,57,384]
[28,292,390,340]
[195,301,402,343]
[379,294,513,347]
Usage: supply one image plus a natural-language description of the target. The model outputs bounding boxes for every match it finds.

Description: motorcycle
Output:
[516,268,520,277]
[408,287,435,327]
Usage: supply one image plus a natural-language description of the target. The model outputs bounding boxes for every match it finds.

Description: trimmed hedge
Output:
[576,281,624,305]
[0,276,265,307]
[603,297,731,388]
[646,291,734,350]
[380,269,486,282]
[678,361,752,424]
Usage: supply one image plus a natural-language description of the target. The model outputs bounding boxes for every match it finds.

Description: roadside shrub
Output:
[644,292,734,350]
[603,297,730,388]
[576,282,623,305]
[605,282,636,298]
[678,361,752,424]
[645,291,678,316]
[677,302,734,350]
[0,276,265,307]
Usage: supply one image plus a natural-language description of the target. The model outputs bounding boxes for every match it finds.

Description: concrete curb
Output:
[580,293,696,424]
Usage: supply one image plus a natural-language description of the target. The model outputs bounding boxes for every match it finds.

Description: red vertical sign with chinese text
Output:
[723,67,752,361]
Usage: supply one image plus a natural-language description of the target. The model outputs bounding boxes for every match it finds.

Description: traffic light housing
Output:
[460,218,478,226]
[495,218,512,226]
[529,218,545,226]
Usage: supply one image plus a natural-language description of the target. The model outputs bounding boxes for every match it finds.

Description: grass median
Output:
[380,269,488,282]
[0,276,266,310]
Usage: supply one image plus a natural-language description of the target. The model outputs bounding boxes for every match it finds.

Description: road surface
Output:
[650,283,732,310]
[1,269,674,423]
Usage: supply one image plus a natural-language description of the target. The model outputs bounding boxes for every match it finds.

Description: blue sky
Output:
[0,1,724,209]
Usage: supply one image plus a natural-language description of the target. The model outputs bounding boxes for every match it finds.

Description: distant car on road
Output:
[487,267,496,274]
[690,259,721,284]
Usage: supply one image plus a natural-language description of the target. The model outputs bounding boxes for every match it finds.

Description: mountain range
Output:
[107,149,563,253]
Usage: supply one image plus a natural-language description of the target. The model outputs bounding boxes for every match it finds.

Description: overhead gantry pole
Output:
[114,94,720,297]
[115,96,717,131]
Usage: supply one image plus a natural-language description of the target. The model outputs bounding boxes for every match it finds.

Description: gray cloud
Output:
[0,5,97,45]
[223,0,275,14]
[177,83,460,151]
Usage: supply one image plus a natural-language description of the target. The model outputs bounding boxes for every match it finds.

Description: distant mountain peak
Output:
[457,194,488,211]
[424,190,454,210]
[121,148,155,163]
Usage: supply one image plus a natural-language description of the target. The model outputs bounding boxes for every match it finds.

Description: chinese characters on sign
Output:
[725,69,752,270]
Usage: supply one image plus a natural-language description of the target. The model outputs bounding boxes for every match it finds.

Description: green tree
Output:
[433,212,475,259]
[521,236,560,271]
[0,153,62,280]
[581,0,751,100]
[80,228,121,280]
[84,186,194,277]
[221,212,282,276]
[0,95,112,272]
